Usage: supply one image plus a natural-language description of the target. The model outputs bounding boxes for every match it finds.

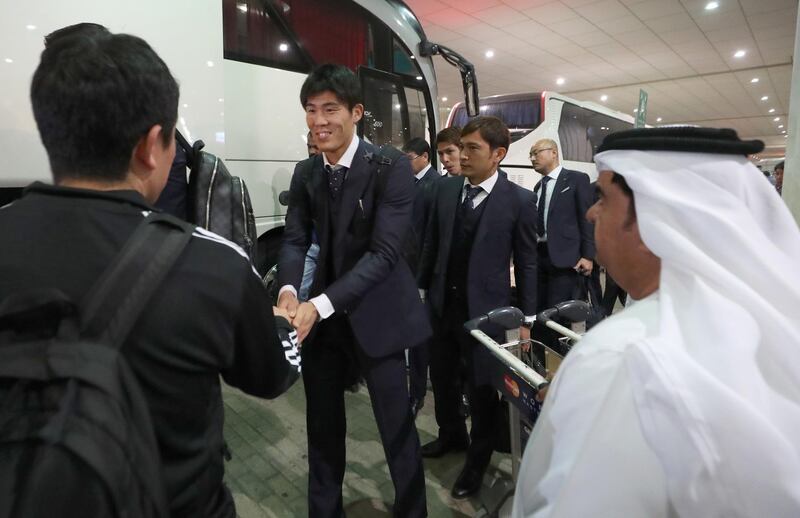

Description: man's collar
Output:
[545,165,563,180]
[323,134,360,170]
[24,181,153,209]
[415,164,432,181]
[463,169,499,194]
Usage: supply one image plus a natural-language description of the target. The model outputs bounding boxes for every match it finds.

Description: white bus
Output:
[0,0,477,273]
[447,91,636,191]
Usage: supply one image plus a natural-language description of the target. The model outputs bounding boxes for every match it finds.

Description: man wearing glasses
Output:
[530,139,595,347]
[402,137,439,416]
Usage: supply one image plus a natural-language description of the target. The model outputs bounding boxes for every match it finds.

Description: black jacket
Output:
[534,168,596,267]
[0,183,300,518]
[278,139,432,357]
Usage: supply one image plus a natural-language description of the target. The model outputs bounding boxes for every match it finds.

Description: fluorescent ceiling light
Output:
[556,77,565,85]
[734,50,746,58]
[600,95,608,102]
[705,1,719,10]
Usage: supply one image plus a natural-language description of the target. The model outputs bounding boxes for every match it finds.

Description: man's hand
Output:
[273,306,291,321]
[574,257,593,276]
[277,290,299,320]
[293,301,319,343]
[520,326,531,352]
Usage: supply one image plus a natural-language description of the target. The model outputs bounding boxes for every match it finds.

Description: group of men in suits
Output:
[277,63,596,516]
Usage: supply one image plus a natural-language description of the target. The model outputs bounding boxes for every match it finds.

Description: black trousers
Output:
[302,316,426,518]
[536,242,581,350]
[430,299,501,473]
[408,333,430,403]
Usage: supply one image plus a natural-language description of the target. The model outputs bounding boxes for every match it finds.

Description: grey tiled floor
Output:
[222,380,514,517]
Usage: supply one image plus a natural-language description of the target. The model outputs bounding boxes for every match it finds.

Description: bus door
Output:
[358,66,429,153]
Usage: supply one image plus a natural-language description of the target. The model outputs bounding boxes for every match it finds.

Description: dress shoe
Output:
[451,466,484,499]
[421,436,469,458]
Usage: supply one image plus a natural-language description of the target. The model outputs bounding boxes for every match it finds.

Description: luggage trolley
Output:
[463,301,591,517]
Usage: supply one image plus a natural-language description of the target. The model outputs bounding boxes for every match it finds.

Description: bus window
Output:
[404,87,428,142]
[451,95,541,142]
[223,0,372,71]
[558,102,633,162]
[360,68,408,149]
[222,0,311,71]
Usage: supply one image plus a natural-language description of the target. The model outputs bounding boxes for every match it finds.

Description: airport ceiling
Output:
[407,0,796,158]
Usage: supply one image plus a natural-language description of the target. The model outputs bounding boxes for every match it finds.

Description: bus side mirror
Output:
[419,41,480,117]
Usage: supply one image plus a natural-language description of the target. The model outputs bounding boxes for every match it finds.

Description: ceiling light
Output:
[26,24,36,30]
[485,50,495,58]
[556,77,565,86]
[734,50,746,58]
[657,117,663,122]
[442,97,448,102]
[410,55,415,60]
[761,96,768,101]
[278,43,289,52]
[750,77,759,83]
[415,76,422,80]
[705,1,719,9]
[395,104,401,109]
[774,117,780,121]
[218,98,224,102]
[182,103,189,108]
[600,95,608,102]
[206,60,214,67]
[778,125,784,128]
[633,108,638,113]
[3,58,12,64]
[769,108,775,113]
[237,3,248,12]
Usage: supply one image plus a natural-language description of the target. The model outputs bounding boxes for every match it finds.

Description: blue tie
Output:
[326,164,347,200]
[537,176,550,237]
[462,184,482,210]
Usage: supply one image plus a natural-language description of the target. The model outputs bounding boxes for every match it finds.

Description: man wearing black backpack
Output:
[0,25,300,518]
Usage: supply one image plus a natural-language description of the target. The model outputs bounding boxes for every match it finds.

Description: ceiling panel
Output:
[405,0,796,155]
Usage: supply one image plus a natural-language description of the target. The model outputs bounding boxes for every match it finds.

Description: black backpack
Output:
[0,212,192,518]
[178,131,257,264]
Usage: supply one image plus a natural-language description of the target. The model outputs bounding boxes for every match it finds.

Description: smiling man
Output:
[513,127,800,516]
[277,64,430,517]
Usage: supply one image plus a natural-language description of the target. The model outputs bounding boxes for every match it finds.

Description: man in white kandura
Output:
[513,126,800,517]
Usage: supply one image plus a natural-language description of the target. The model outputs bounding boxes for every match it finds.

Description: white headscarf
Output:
[593,149,800,517]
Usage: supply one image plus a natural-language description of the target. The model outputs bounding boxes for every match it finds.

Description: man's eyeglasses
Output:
[405,154,421,160]
[529,148,554,158]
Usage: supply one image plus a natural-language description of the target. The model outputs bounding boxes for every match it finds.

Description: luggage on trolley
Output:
[463,300,591,518]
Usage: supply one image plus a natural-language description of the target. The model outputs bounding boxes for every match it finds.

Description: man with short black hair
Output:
[418,116,538,498]
[514,127,800,516]
[775,160,785,195]
[402,137,439,415]
[436,126,462,176]
[278,64,430,517]
[0,25,300,518]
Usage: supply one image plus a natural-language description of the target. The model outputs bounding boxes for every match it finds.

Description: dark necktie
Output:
[326,164,347,200]
[462,184,482,210]
[537,175,551,236]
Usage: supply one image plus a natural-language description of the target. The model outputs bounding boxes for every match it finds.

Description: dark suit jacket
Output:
[404,166,440,271]
[534,168,595,268]
[278,139,431,358]
[418,171,538,320]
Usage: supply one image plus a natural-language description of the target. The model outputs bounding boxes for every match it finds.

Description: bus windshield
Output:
[451,94,542,142]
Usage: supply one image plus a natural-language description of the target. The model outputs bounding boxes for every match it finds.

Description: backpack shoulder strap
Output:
[80,212,193,347]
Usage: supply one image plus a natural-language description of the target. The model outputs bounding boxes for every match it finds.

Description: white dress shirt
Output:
[461,169,499,207]
[279,134,361,320]
[537,165,562,241]
[415,164,431,182]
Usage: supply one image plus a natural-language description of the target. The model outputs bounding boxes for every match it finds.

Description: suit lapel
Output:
[474,172,507,247]
[547,170,570,223]
[439,177,462,267]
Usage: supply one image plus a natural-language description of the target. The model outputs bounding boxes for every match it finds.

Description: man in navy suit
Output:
[278,64,430,518]
[418,117,538,498]
[402,137,439,416]
[530,139,595,334]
